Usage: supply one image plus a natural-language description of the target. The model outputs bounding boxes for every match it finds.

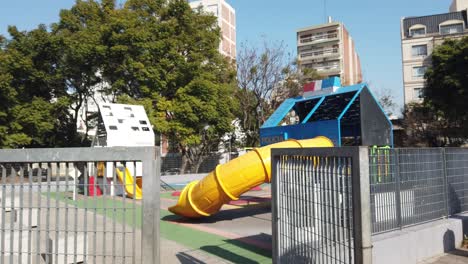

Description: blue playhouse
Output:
[260,77,393,147]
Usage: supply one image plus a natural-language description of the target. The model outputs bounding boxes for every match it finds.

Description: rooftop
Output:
[402,10,468,38]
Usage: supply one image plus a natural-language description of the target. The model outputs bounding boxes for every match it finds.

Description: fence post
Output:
[441,148,450,217]
[271,153,280,264]
[394,149,402,229]
[141,148,160,264]
[353,147,372,264]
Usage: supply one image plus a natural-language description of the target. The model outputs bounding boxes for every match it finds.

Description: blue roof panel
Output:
[261,98,297,128]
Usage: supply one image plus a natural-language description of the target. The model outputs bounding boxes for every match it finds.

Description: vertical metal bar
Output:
[45,237,53,264]
[83,164,88,261]
[122,162,127,263]
[93,161,98,264]
[45,163,52,264]
[18,165,24,263]
[353,147,372,264]
[73,164,78,264]
[1,166,6,264]
[102,162,108,264]
[27,164,33,264]
[112,163,117,263]
[64,163,69,264]
[54,163,60,264]
[132,161,137,264]
[346,157,353,264]
[319,156,325,264]
[36,166,42,264]
[9,166,15,264]
[394,149,402,229]
[441,148,450,217]
[273,154,279,263]
[141,148,159,264]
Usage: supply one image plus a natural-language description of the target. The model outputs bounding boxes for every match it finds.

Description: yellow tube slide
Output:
[169,136,333,218]
[116,167,143,200]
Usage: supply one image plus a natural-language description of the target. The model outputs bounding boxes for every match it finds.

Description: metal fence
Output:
[369,147,468,234]
[271,147,372,264]
[0,147,160,264]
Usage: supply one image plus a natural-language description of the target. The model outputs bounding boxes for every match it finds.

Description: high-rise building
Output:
[189,0,236,60]
[297,19,362,86]
[401,0,468,105]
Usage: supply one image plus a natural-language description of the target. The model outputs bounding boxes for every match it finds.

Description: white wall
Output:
[450,0,468,12]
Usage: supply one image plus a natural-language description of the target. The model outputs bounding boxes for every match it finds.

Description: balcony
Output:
[300,48,339,59]
[299,32,339,45]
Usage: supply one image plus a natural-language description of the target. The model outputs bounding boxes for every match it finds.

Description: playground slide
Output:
[169,136,333,218]
[116,167,143,200]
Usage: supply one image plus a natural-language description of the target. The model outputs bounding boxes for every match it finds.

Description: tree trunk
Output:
[180,151,189,174]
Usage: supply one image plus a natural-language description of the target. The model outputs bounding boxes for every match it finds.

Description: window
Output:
[118,119,124,123]
[409,27,426,37]
[124,107,132,111]
[413,88,424,100]
[440,23,463,35]
[139,120,147,125]
[413,66,427,78]
[131,126,139,131]
[142,127,150,131]
[411,45,427,57]
[109,126,118,130]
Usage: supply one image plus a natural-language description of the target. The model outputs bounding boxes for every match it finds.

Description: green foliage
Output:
[0,24,83,148]
[0,0,237,159]
[403,36,468,147]
[424,37,468,141]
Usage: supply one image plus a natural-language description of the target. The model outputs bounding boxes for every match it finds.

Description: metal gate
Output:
[0,147,159,264]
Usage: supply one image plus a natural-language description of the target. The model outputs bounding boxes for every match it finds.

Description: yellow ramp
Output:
[169,136,333,218]
[116,167,143,200]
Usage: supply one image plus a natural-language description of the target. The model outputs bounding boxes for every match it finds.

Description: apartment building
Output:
[189,0,236,60]
[401,0,468,104]
[297,20,362,86]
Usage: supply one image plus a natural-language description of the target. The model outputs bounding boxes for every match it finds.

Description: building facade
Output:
[297,20,362,86]
[189,0,236,60]
[401,0,468,104]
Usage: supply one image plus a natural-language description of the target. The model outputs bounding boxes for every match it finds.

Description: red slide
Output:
[88,176,103,196]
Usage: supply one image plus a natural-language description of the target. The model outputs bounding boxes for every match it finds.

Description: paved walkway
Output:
[420,248,468,264]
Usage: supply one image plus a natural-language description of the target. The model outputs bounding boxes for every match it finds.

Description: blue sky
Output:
[0,0,453,113]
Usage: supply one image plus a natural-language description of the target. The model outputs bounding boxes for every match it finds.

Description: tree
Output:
[100,0,238,172]
[375,88,397,117]
[0,0,238,167]
[402,102,465,147]
[236,41,321,146]
[423,36,468,144]
[0,25,83,148]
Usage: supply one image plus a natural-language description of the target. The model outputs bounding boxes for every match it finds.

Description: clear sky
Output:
[0,0,453,113]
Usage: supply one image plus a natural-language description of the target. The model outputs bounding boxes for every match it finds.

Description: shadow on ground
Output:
[162,202,271,224]
[175,252,207,264]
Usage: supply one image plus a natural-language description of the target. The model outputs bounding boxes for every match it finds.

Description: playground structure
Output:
[170,77,393,218]
[169,136,333,217]
[260,77,393,147]
[86,103,155,200]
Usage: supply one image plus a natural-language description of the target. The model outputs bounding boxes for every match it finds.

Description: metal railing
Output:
[300,48,339,58]
[271,147,372,264]
[370,147,468,234]
[0,147,160,264]
[300,33,339,44]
